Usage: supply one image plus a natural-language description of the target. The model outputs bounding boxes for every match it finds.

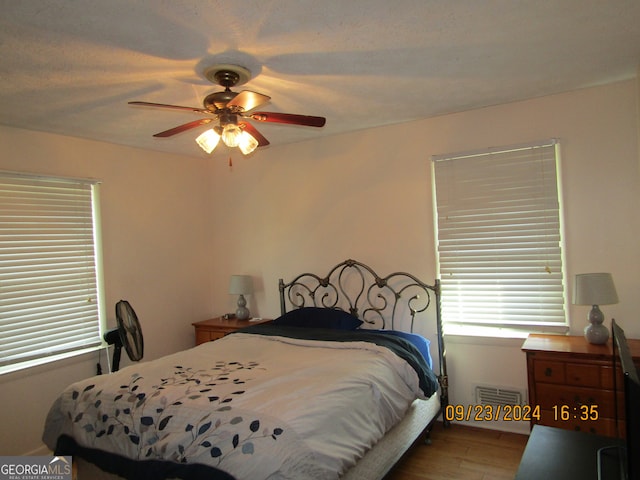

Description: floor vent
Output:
[475,385,523,406]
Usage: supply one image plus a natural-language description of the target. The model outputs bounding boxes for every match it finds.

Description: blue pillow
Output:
[367,329,432,368]
[273,307,363,330]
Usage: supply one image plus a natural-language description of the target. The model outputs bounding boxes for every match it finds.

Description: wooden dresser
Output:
[192,317,272,345]
[522,334,640,437]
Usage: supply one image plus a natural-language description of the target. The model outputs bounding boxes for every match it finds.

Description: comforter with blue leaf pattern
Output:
[43,326,435,479]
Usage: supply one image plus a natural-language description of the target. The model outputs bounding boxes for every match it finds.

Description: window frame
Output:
[0,171,107,374]
[431,139,569,338]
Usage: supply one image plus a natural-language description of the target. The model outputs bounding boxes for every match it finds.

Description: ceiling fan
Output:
[128,64,326,155]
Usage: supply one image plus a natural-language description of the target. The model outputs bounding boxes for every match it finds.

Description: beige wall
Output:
[0,129,216,454]
[209,79,639,433]
[0,78,638,451]
[211,79,639,334]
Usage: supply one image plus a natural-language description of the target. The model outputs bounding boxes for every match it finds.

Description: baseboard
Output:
[23,444,51,456]
[457,418,531,435]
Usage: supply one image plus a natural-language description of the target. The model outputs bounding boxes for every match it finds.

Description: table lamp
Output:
[573,273,618,344]
[229,275,253,320]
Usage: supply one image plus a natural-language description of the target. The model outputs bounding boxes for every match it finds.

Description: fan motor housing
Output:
[202,65,251,111]
[203,91,239,111]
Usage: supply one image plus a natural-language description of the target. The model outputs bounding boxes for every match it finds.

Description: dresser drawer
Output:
[539,411,617,437]
[533,360,566,384]
[534,358,612,388]
[565,362,603,387]
[523,334,640,439]
[535,383,616,418]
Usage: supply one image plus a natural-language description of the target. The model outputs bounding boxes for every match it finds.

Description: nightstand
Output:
[192,317,272,345]
[522,334,640,437]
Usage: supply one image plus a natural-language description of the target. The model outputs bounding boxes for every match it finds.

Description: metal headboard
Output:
[278,258,449,421]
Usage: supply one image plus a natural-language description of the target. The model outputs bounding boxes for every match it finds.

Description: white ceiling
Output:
[1,1,639,159]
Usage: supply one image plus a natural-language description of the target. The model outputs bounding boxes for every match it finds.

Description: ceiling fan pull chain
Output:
[229,155,233,167]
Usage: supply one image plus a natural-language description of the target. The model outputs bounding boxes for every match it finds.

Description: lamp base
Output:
[584,304,609,345]
[584,323,609,344]
[235,294,250,320]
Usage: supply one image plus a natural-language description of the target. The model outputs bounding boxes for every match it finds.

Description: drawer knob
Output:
[545,367,553,376]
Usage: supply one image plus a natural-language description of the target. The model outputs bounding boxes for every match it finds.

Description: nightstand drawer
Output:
[193,317,272,346]
[195,330,226,344]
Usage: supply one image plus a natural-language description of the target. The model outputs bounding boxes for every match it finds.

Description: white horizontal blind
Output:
[0,172,103,370]
[432,140,568,335]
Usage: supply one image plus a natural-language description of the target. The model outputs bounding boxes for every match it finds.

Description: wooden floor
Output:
[386,422,529,480]
[70,422,527,480]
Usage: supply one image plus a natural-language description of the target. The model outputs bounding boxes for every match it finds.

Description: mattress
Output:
[73,396,440,480]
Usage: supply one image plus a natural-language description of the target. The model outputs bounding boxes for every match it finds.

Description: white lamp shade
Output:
[222,123,242,147]
[229,275,253,295]
[573,273,619,305]
[195,129,220,154]
[238,131,259,155]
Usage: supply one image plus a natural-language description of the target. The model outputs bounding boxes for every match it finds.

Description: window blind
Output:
[0,172,104,371]
[432,140,568,336]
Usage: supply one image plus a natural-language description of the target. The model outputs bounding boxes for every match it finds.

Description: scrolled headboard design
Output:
[278,258,449,423]
[279,258,440,332]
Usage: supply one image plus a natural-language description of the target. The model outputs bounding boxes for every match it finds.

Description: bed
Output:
[43,259,449,479]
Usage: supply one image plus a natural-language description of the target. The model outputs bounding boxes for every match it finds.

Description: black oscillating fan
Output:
[103,300,144,372]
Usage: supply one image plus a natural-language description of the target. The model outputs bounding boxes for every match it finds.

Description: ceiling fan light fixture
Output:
[238,131,259,155]
[222,123,242,147]
[195,129,220,154]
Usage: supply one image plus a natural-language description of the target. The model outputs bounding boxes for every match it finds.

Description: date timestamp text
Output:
[444,404,541,422]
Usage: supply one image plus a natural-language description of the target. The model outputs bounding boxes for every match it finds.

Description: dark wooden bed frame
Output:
[278,258,450,429]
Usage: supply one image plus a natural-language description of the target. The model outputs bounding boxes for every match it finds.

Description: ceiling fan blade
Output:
[153,118,213,137]
[227,91,271,112]
[250,112,326,127]
[129,101,211,115]
[240,122,270,146]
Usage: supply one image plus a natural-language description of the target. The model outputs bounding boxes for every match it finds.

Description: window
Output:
[432,140,568,337]
[0,172,105,374]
